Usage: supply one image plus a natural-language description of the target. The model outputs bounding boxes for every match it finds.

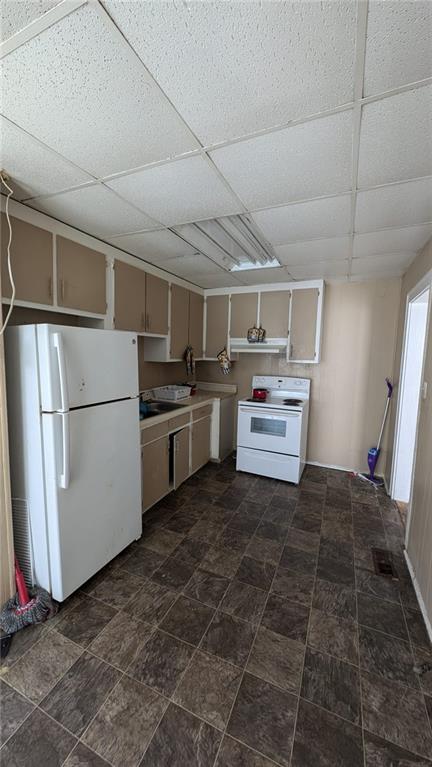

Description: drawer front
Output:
[192,404,213,421]
[169,413,190,431]
[141,421,169,444]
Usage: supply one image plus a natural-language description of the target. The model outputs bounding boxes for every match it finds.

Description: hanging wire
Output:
[0,173,15,336]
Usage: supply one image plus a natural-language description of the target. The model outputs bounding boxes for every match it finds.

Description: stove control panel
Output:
[252,375,310,393]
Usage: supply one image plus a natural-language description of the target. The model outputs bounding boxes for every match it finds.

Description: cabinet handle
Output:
[290,343,293,358]
[48,276,53,299]
[146,313,150,331]
[141,312,145,330]
[60,278,65,302]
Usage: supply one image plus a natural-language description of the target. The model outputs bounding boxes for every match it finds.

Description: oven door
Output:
[237,406,302,456]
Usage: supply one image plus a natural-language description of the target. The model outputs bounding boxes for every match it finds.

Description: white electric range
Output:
[236,375,310,484]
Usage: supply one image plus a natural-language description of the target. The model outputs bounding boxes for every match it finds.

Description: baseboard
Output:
[306,460,387,485]
[404,550,432,644]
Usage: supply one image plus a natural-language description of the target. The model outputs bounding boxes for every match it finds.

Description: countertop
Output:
[139,389,235,430]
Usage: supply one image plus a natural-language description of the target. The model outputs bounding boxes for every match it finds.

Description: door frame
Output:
[390,269,432,544]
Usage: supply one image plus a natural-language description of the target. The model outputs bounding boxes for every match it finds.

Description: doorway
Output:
[391,279,431,532]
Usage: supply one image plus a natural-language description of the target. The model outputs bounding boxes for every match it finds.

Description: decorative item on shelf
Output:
[247,324,260,343]
[184,345,195,376]
[247,324,266,343]
[217,347,232,375]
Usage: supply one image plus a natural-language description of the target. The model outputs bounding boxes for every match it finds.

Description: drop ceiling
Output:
[0,0,431,288]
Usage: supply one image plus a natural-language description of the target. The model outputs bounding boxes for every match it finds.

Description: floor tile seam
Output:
[303,642,361,672]
[2,626,86,703]
[297,690,365,731]
[211,522,292,766]
[357,615,411,644]
[361,721,432,762]
[0,693,36,753]
[398,583,432,738]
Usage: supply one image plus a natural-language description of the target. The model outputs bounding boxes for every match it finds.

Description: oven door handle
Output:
[239,408,300,417]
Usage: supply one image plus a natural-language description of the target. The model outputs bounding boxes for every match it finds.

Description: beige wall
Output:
[197,278,401,474]
[138,338,191,391]
[386,239,432,628]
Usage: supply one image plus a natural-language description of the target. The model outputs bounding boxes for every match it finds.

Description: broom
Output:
[0,558,57,634]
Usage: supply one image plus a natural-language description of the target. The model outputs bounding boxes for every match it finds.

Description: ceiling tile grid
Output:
[355,177,432,233]
[0,3,198,177]
[29,184,159,238]
[209,111,354,210]
[107,155,243,227]
[1,0,431,287]
[0,115,93,199]
[252,195,352,245]
[364,0,432,96]
[103,0,356,145]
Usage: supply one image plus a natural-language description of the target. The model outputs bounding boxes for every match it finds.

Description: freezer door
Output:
[42,398,141,601]
[37,324,139,411]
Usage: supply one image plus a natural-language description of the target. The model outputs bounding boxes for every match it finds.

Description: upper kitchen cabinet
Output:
[145,273,169,335]
[57,237,106,315]
[230,292,258,337]
[114,259,146,331]
[260,290,290,338]
[205,294,229,358]
[170,284,190,359]
[188,291,204,358]
[289,287,322,362]
[1,215,53,305]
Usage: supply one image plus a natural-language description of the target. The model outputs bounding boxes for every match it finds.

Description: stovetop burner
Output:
[283,398,303,406]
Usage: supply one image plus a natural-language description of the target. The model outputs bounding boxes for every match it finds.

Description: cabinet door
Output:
[174,427,190,489]
[170,284,189,359]
[230,292,258,337]
[146,273,169,335]
[57,237,106,314]
[289,288,319,361]
[260,291,290,337]
[142,436,170,511]
[1,215,53,305]
[191,416,211,474]
[205,294,229,358]
[188,291,204,357]
[114,260,146,331]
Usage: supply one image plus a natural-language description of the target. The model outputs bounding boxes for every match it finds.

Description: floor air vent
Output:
[371,548,398,579]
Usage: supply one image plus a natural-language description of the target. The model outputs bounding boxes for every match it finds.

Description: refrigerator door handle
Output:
[53,332,69,412]
[59,412,70,490]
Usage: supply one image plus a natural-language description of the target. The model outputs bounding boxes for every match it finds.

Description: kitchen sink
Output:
[140,399,187,419]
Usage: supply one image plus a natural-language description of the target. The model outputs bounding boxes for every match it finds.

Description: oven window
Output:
[250,416,287,437]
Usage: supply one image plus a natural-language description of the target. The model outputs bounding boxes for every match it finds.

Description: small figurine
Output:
[217,347,232,375]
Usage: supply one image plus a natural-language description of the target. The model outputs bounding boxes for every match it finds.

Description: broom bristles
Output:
[0,587,57,634]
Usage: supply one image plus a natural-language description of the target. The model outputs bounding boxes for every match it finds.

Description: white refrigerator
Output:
[5,324,142,602]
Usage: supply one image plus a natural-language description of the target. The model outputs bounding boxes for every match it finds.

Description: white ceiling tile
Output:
[275,237,351,266]
[289,259,349,280]
[107,156,241,226]
[364,1,432,96]
[235,267,292,285]
[108,230,197,261]
[156,254,225,279]
[351,253,414,278]
[356,178,432,233]
[29,185,158,238]
[104,0,356,145]
[195,273,243,289]
[0,3,198,177]
[252,195,351,245]
[353,224,432,258]
[210,111,353,209]
[0,116,93,200]
[358,86,432,188]
[0,0,61,42]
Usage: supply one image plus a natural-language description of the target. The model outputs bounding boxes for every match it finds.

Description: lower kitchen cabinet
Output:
[173,427,190,489]
[191,416,211,474]
[141,435,170,511]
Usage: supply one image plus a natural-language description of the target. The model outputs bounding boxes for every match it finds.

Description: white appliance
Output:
[236,375,310,483]
[5,324,142,602]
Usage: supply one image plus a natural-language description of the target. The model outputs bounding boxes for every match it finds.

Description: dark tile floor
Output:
[1,458,432,766]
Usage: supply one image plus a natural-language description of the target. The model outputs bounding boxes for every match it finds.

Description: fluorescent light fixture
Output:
[231,258,281,271]
[171,214,280,272]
